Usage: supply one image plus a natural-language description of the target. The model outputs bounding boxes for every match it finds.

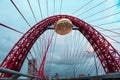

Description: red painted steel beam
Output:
[35,33,54,79]
[0,15,120,78]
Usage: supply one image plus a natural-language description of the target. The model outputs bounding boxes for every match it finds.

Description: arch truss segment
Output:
[0,15,120,78]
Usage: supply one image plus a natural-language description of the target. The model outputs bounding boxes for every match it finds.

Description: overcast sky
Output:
[0,0,120,78]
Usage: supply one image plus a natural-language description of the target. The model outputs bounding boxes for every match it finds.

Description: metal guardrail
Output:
[0,67,41,80]
[0,67,120,80]
[58,72,120,80]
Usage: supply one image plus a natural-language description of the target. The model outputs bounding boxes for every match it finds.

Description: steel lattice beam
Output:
[0,15,120,78]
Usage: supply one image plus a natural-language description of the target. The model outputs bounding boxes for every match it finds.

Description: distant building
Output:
[54,73,59,79]
[28,58,37,80]
[79,74,86,78]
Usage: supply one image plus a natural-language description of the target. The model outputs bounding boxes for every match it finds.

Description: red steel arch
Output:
[0,15,120,78]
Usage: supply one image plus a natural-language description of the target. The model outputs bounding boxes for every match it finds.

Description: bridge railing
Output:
[0,67,41,80]
[58,72,120,80]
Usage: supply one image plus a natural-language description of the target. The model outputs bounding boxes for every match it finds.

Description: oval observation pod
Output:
[54,18,73,35]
